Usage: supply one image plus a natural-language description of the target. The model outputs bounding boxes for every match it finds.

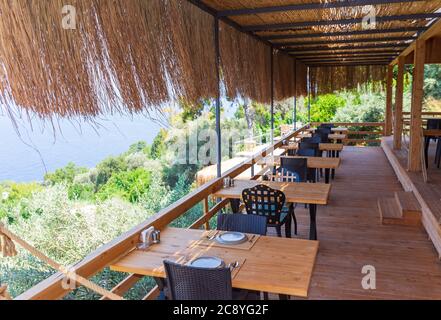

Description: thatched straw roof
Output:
[1,1,441,117]
[0,0,218,118]
[203,0,441,94]
[310,65,386,96]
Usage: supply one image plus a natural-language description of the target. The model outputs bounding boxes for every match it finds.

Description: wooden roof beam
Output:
[293,50,401,57]
[301,56,397,62]
[290,44,407,53]
[217,0,425,17]
[308,63,389,67]
[276,36,415,47]
[243,13,441,32]
[260,27,427,40]
[299,53,399,59]
[391,16,441,65]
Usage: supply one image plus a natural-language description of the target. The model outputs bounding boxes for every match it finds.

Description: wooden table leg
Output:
[309,204,317,240]
[230,199,241,213]
[325,168,330,184]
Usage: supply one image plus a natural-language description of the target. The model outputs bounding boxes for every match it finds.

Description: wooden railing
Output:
[311,122,385,145]
[16,122,384,300]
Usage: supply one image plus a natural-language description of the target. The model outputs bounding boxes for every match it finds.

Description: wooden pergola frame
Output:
[387,18,441,172]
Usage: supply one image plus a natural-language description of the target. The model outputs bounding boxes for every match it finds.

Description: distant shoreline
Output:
[0,115,161,182]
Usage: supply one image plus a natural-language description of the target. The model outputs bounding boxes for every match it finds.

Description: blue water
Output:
[0,115,161,182]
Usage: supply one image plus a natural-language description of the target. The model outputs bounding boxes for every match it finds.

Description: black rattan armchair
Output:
[163,260,233,300]
[242,184,292,238]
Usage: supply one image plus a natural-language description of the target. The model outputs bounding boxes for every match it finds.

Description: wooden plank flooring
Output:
[267,146,441,300]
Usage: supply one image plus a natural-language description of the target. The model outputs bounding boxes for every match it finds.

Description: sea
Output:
[0,114,162,182]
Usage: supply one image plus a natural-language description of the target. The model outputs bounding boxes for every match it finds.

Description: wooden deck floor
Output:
[268,146,441,300]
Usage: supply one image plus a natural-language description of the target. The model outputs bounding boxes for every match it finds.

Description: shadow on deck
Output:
[269,145,441,299]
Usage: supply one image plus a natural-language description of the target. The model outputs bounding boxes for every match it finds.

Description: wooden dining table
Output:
[291,133,347,143]
[213,179,331,240]
[257,155,341,183]
[280,142,344,153]
[307,127,348,134]
[328,133,347,142]
[110,227,319,298]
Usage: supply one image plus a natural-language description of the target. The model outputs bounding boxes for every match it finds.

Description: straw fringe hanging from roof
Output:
[295,60,308,97]
[0,0,217,118]
[273,50,295,101]
[310,65,386,96]
[219,21,272,104]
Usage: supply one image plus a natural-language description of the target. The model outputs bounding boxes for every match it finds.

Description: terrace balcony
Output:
[1,0,441,301]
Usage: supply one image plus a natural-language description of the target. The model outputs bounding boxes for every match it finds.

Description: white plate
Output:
[215,232,248,245]
[189,256,225,269]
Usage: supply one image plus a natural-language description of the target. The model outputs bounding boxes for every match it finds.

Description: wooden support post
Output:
[393,56,405,149]
[408,39,426,172]
[270,47,275,144]
[385,65,393,136]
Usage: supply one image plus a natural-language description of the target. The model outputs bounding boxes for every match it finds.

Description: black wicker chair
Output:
[217,213,267,236]
[315,128,331,143]
[425,119,441,168]
[163,260,233,300]
[280,157,307,181]
[319,123,334,129]
[299,141,320,156]
[303,134,322,144]
[242,184,292,238]
[216,213,266,300]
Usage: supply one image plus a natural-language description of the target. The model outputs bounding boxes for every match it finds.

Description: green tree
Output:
[150,129,167,159]
[309,94,346,123]
[44,163,88,185]
[424,65,441,101]
[95,156,128,190]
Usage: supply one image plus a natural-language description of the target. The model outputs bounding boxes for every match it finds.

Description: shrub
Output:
[0,184,153,298]
[68,183,95,201]
[96,168,152,203]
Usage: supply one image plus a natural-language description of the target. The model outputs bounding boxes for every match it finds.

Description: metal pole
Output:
[214,18,222,178]
[308,67,311,123]
[294,97,297,130]
[270,47,274,144]
[293,58,297,130]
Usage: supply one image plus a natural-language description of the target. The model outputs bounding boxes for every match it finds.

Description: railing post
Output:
[385,65,394,136]
[203,197,210,230]
[394,56,405,149]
